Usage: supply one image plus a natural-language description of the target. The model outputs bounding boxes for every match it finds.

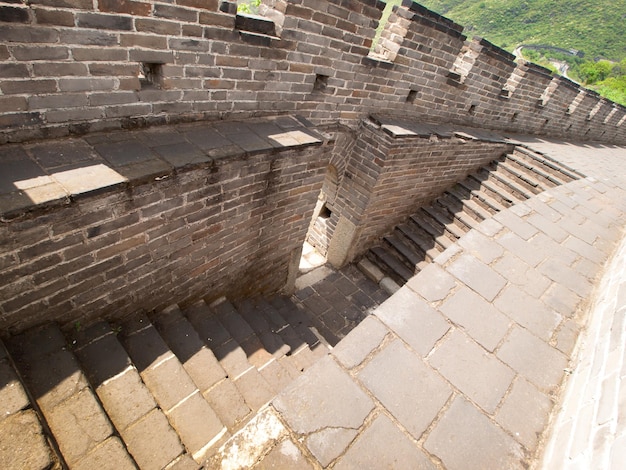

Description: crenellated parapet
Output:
[0,0,624,144]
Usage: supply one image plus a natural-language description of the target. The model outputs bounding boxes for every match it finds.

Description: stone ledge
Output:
[0,115,324,219]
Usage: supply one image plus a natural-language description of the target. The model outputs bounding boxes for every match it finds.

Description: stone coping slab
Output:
[222,140,626,469]
[0,115,323,218]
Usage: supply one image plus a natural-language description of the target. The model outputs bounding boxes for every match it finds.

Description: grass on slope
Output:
[414,0,626,60]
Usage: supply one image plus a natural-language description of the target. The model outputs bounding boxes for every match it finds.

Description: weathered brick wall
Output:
[323,118,514,262]
[0,143,327,333]
[0,0,624,144]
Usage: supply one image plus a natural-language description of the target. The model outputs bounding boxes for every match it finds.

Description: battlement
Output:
[0,0,624,144]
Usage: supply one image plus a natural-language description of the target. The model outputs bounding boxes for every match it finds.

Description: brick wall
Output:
[0,0,624,144]
[0,142,327,333]
[321,118,514,261]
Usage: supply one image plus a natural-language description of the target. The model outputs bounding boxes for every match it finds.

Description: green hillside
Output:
[413,0,626,61]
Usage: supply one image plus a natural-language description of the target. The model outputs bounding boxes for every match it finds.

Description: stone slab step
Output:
[234,299,291,360]
[505,153,563,187]
[151,305,227,396]
[383,233,424,268]
[463,175,513,209]
[119,315,227,463]
[473,171,522,205]
[267,296,322,350]
[435,195,481,230]
[410,211,455,249]
[370,246,414,283]
[497,160,547,192]
[71,320,184,470]
[513,147,581,181]
[445,187,496,220]
[421,205,466,239]
[0,340,55,470]
[484,164,536,199]
[8,324,130,469]
[397,223,441,261]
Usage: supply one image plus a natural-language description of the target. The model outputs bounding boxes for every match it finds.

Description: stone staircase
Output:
[363,147,583,285]
[0,295,329,469]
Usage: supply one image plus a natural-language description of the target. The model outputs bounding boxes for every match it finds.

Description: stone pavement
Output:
[211,139,626,469]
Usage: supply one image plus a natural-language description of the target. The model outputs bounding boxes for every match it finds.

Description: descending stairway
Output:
[0,295,328,469]
[364,147,582,285]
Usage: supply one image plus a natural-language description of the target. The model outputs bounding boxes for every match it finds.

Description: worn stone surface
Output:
[334,414,436,470]
[358,340,452,440]
[0,410,53,470]
[424,397,526,470]
[273,356,374,436]
[331,315,388,369]
[374,287,450,356]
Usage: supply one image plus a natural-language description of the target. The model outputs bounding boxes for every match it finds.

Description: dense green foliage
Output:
[415,0,626,61]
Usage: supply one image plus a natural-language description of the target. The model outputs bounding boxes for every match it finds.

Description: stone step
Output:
[421,205,467,239]
[505,153,563,187]
[8,323,134,469]
[383,233,426,269]
[370,246,414,283]
[483,163,537,199]
[397,222,441,261]
[70,320,188,469]
[232,299,291,360]
[496,160,549,192]
[513,147,581,182]
[445,187,494,220]
[457,178,508,212]
[118,314,227,463]
[435,194,482,230]
[472,170,524,205]
[411,210,456,248]
[0,339,56,470]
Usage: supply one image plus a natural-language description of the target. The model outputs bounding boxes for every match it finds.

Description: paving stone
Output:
[121,407,183,470]
[494,284,561,341]
[334,414,436,470]
[406,263,457,302]
[538,258,593,298]
[496,231,546,267]
[439,286,511,352]
[477,217,504,237]
[447,253,506,301]
[492,252,547,295]
[203,379,251,431]
[166,391,225,462]
[273,356,374,436]
[527,212,569,242]
[497,326,569,392]
[153,141,210,168]
[254,438,315,470]
[73,436,136,470]
[424,396,525,470]
[120,319,171,371]
[493,210,538,240]
[458,228,505,263]
[0,410,53,470]
[358,340,451,440]
[46,387,114,466]
[429,329,514,413]
[52,163,127,196]
[306,427,358,467]
[374,286,450,356]
[495,377,553,451]
[564,235,606,264]
[234,368,274,412]
[554,318,581,356]
[9,323,66,362]
[164,454,199,470]
[0,359,30,420]
[332,315,389,369]
[542,283,584,318]
[94,366,156,430]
